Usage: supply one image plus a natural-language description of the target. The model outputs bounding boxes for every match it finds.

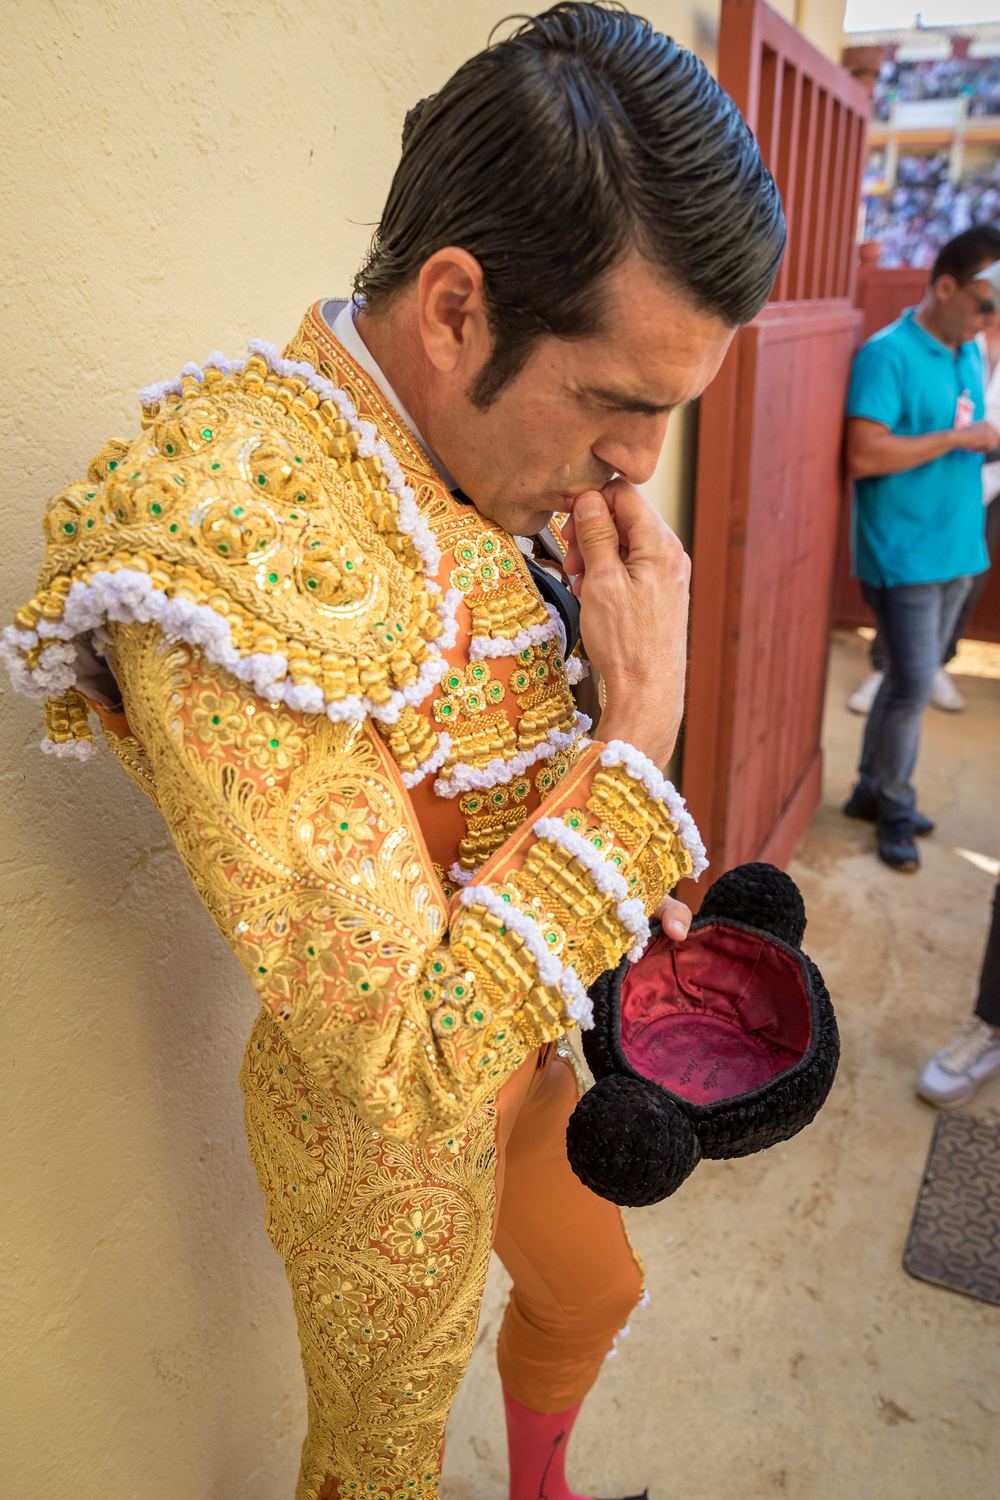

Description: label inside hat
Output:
[624,1013,776,1102]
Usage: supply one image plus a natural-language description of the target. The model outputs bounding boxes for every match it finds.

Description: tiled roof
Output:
[846,22,1000,47]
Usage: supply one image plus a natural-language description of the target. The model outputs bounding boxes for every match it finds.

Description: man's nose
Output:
[594,414,671,487]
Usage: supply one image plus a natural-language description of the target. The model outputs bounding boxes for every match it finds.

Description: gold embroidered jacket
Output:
[3,308,706,1148]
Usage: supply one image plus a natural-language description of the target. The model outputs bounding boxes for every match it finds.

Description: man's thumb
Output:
[573,491,619,565]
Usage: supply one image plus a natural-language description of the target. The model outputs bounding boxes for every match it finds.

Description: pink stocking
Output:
[503,1388,589,1500]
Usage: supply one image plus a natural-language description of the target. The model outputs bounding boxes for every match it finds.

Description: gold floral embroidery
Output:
[112,624,535,1140]
[387,1206,448,1259]
[284,302,522,574]
[314,1271,365,1323]
[432,660,499,726]
[534,751,570,797]
[190,687,245,746]
[242,1007,497,1500]
[317,802,375,855]
[243,936,302,998]
[454,783,529,872]
[6,351,449,739]
[247,710,306,770]
[449,531,520,594]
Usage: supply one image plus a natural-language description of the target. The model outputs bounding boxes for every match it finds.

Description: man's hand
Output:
[953,419,1000,453]
[562,482,689,768]
[655,892,692,941]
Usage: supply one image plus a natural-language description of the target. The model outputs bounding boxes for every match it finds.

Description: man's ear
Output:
[417,247,492,375]
[934,273,958,302]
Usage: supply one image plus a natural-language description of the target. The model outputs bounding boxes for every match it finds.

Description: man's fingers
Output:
[561,511,583,577]
[571,490,625,579]
[602,482,672,560]
[654,893,692,941]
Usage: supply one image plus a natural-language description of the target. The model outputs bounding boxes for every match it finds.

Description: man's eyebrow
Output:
[581,384,674,416]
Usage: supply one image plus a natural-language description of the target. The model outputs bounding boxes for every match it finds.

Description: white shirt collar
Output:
[321,298,458,491]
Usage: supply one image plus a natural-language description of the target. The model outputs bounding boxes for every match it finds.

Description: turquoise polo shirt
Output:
[846,308,989,587]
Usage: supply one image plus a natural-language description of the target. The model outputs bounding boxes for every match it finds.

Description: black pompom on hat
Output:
[567,863,839,1207]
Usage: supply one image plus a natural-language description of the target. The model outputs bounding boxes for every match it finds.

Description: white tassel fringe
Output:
[6,568,458,729]
[600,740,708,878]
[459,884,592,1028]
[434,714,591,798]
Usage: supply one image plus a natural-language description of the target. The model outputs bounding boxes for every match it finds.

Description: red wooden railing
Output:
[679,0,869,905]
[748,25,868,304]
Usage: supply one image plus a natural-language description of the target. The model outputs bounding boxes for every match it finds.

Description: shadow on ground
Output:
[441,630,1000,1500]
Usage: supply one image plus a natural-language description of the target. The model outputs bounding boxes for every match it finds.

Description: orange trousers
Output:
[491,1044,643,1412]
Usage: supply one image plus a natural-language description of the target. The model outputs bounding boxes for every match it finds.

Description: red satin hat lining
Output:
[619,925,811,1104]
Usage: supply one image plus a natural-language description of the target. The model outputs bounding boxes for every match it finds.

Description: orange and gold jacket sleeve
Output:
[112,619,697,1147]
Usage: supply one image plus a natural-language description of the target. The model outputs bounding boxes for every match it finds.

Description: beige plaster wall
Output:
[0,3,840,1497]
[767,0,848,69]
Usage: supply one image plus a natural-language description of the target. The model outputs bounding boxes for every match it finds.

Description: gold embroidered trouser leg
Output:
[241,1009,498,1500]
[241,1018,640,1500]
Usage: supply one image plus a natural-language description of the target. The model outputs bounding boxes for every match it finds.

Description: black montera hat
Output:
[566,863,840,1206]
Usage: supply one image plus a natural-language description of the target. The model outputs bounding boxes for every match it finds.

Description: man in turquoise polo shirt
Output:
[844,226,1000,870]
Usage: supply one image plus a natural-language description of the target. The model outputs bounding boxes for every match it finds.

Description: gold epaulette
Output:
[2,345,458,753]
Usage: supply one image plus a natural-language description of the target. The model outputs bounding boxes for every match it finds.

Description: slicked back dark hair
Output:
[931,225,1000,286]
[355,2,785,406]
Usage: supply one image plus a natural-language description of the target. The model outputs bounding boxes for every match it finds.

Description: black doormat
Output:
[903,1111,1000,1305]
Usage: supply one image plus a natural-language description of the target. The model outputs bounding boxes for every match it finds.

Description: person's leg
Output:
[918,883,1000,1106]
[870,631,888,673]
[942,494,1000,663]
[974,881,1000,1029]
[857,581,958,820]
[936,574,974,665]
[241,1008,507,1500]
[929,575,975,709]
[494,1049,643,1500]
[847,630,885,713]
[942,578,985,665]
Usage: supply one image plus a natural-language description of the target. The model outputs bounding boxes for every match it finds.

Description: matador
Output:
[3,7,785,1498]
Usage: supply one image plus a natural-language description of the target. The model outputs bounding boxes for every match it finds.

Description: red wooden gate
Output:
[679,0,869,906]
[833,262,1000,644]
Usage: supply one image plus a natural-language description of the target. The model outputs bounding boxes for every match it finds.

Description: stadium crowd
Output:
[864,152,1000,268]
[873,55,1000,122]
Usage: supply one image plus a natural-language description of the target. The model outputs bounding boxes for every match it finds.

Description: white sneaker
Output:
[930,666,966,712]
[917,1019,1000,1107]
[847,670,884,714]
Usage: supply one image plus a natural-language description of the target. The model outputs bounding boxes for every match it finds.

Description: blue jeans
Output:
[869,495,1000,670]
[858,576,973,820]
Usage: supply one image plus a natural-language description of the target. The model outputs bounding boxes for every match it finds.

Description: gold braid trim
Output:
[43,688,94,747]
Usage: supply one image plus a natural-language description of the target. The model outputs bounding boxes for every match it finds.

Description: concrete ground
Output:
[441,630,1000,1500]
